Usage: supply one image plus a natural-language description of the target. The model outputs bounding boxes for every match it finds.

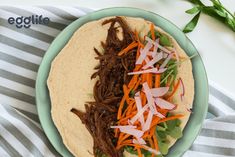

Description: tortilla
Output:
[47,16,194,157]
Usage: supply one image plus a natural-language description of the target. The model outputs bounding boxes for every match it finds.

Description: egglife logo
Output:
[8,15,50,28]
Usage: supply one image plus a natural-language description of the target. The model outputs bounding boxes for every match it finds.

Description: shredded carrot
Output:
[114,128,118,138]
[128,75,138,89]
[119,134,131,145]
[167,79,181,100]
[147,73,153,88]
[148,137,155,157]
[123,85,130,103]
[116,143,142,150]
[117,97,125,120]
[150,23,155,41]
[117,84,131,120]
[150,117,160,129]
[149,125,157,137]
[133,78,141,91]
[119,111,137,124]
[153,133,159,151]
[136,44,141,60]
[117,132,125,145]
[137,148,142,157]
[118,41,138,56]
[140,91,147,108]
[155,74,161,88]
[157,114,184,124]
[121,101,135,118]
[126,102,137,116]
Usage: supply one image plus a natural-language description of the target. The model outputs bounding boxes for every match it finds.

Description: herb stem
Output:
[160,70,174,84]
[219,4,235,20]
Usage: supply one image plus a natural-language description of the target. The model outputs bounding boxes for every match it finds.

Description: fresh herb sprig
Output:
[183,0,235,33]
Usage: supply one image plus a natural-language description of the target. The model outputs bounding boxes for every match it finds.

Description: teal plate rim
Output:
[36,7,209,157]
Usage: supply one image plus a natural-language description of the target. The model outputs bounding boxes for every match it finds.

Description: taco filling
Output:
[48,16,194,157]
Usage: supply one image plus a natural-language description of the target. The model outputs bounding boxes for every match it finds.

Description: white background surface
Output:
[0,0,235,96]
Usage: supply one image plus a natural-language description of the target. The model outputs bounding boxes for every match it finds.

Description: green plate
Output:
[36,7,208,157]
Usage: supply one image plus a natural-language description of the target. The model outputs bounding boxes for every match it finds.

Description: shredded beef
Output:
[71,17,137,157]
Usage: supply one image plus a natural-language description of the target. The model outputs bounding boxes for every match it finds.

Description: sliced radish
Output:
[128,68,167,75]
[110,125,137,129]
[142,82,157,114]
[119,127,144,138]
[142,52,163,69]
[150,87,169,97]
[133,138,146,145]
[153,38,160,52]
[142,145,161,155]
[134,92,145,128]
[160,53,173,69]
[144,56,154,68]
[142,111,153,131]
[136,41,153,65]
[145,36,172,54]
[155,98,176,110]
[130,104,149,124]
[155,110,165,118]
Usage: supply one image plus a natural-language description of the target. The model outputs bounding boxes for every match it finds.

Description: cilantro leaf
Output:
[166,126,183,139]
[183,12,201,33]
[159,34,172,47]
[185,6,201,14]
[147,31,172,47]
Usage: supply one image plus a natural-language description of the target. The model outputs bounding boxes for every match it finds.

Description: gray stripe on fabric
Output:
[0,116,43,157]
[39,6,78,20]
[74,6,93,13]
[200,128,235,140]
[0,34,45,57]
[208,102,226,117]
[0,7,68,30]
[0,17,54,43]
[210,85,235,110]
[2,104,61,156]
[0,51,39,72]
[16,108,39,124]
[0,69,35,88]
[0,85,35,104]
[0,134,22,157]
[212,115,235,124]
[190,144,235,156]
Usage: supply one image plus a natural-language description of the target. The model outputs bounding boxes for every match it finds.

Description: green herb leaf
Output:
[226,14,235,31]
[158,140,169,155]
[156,125,167,132]
[166,126,183,139]
[129,90,135,98]
[141,149,152,157]
[159,34,172,47]
[166,119,178,130]
[214,9,227,17]
[183,12,201,33]
[158,131,167,140]
[124,146,138,155]
[185,6,201,14]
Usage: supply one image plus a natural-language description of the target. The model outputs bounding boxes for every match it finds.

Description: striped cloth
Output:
[0,6,234,157]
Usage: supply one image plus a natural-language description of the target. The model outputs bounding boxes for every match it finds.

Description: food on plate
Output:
[47,16,195,157]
